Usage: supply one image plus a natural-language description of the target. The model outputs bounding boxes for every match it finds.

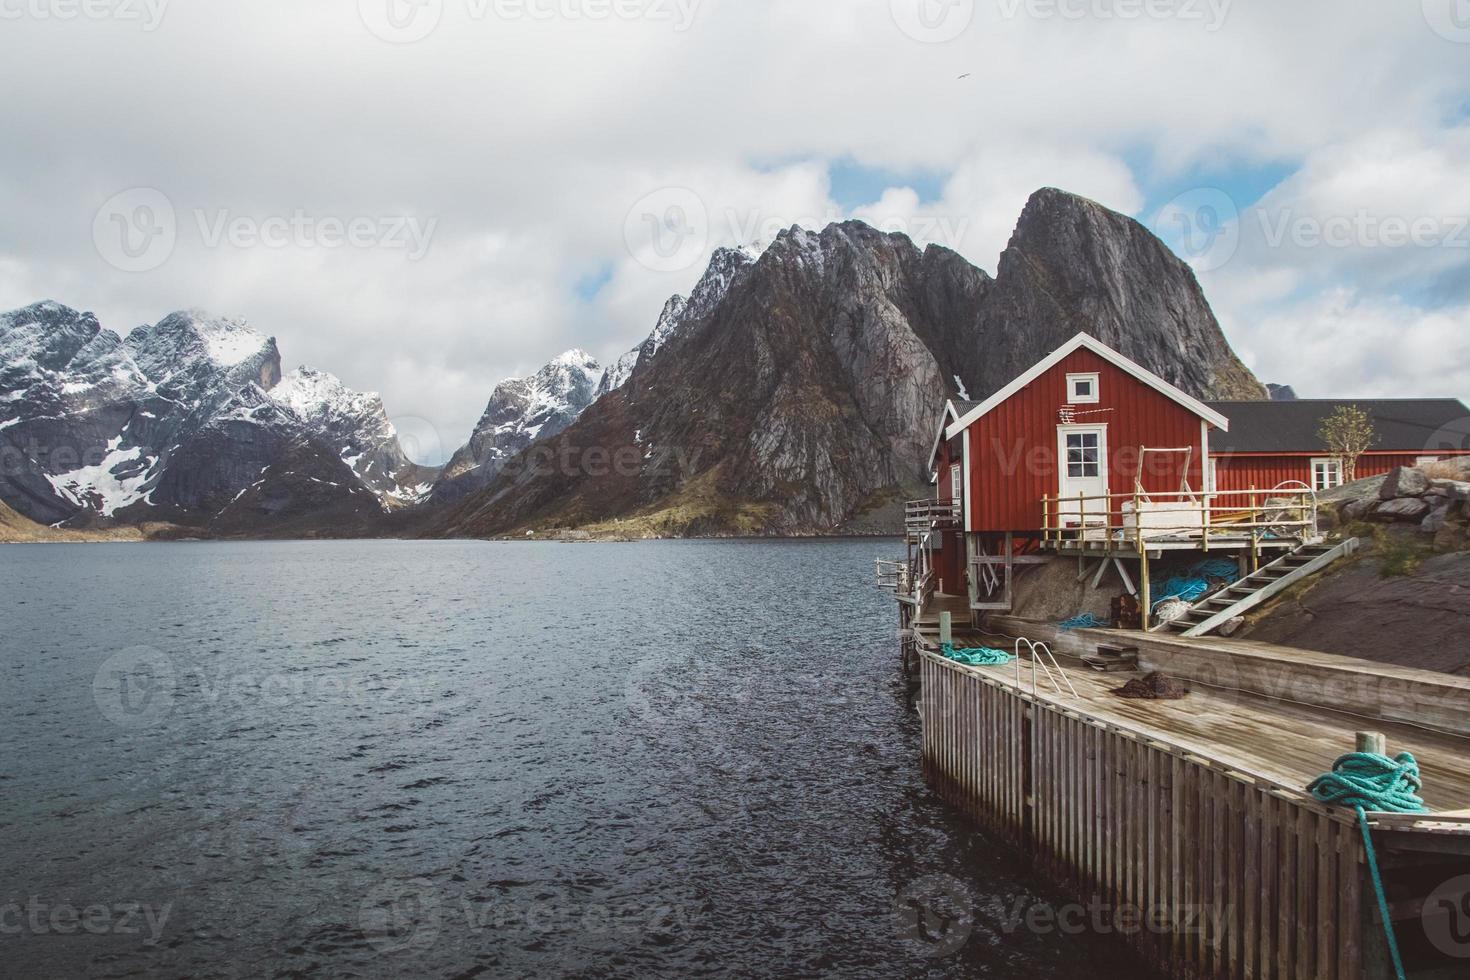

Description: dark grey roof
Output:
[1205,399,1470,454]
[951,399,983,418]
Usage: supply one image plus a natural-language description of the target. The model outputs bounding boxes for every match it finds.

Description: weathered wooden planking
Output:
[916,650,1382,980]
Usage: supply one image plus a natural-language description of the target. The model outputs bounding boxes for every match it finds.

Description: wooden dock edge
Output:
[987,615,1470,740]
[915,642,1470,978]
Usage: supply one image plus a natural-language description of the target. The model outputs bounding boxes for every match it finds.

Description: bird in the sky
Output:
[958,73,971,79]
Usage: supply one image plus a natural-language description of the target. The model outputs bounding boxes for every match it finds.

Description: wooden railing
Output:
[905,497,960,532]
[876,536,936,607]
[1040,484,1319,551]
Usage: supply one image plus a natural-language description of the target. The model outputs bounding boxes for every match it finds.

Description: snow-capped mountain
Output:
[595,245,759,399]
[431,349,602,504]
[0,303,431,533]
[272,367,439,508]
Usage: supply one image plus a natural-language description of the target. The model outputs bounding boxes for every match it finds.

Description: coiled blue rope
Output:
[1307,751,1428,980]
[1056,614,1107,632]
[938,642,1011,666]
[1150,558,1241,610]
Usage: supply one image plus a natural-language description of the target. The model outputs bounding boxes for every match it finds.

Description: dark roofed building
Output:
[1204,398,1470,492]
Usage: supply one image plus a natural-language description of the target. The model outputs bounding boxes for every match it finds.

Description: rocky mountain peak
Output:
[0,301,106,378]
[125,310,282,394]
[437,189,1269,538]
[271,365,436,508]
[596,244,761,399]
[429,348,604,505]
[972,186,1266,401]
[0,302,409,531]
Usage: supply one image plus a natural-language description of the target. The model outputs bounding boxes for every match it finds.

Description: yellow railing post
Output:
[1249,484,1260,571]
[1201,490,1210,551]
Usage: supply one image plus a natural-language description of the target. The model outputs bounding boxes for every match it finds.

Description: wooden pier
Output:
[913,608,1470,979]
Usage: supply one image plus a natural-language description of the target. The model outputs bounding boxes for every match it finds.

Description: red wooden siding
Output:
[964,349,1210,533]
[1213,451,1470,493]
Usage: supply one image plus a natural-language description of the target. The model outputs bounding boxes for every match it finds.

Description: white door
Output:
[1057,425,1109,530]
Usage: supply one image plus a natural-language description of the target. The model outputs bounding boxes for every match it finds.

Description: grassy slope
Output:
[0,498,163,543]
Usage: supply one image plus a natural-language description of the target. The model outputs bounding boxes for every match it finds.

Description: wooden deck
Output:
[922,614,1470,815]
[907,584,1470,978]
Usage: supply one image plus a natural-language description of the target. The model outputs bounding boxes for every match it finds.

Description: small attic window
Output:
[1067,372,1100,404]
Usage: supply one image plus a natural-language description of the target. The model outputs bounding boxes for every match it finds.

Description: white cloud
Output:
[0,1,1467,457]
[1222,288,1470,399]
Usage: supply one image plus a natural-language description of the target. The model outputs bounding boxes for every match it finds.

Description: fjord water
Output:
[1,540,1138,977]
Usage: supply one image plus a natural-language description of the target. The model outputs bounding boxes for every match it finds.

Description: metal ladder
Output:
[1014,637,1078,698]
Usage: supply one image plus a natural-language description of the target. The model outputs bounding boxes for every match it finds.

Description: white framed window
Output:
[1310,457,1343,491]
[1415,455,1444,467]
[949,463,962,502]
[1065,431,1102,478]
[1066,372,1100,404]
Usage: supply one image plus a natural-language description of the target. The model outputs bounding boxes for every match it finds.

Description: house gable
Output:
[946,333,1228,441]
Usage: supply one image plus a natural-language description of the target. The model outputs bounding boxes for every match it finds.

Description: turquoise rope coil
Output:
[1150,558,1241,611]
[938,642,1011,666]
[1056,613,1106,631]
[1307,751,1429,980]
[1306,751,1426,814]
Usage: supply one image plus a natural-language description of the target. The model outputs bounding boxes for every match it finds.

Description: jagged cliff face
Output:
[437,188,1264,537]
[948,188,1265,402]
[0,304,429,532]
[431,349,602,505]
[272,367,440,508]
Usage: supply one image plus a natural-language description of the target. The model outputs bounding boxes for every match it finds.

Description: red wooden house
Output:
[1205,399,1470,493]
[896,333,1469,619]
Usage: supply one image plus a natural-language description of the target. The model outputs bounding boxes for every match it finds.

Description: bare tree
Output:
[1318,404,1376,482]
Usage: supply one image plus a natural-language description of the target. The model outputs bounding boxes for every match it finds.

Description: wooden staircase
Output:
[1151,538,1360,637]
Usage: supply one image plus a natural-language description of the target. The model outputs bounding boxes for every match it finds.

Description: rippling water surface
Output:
[2,540,1140,977]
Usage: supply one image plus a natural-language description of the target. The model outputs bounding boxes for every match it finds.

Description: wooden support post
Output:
[1113,557,1136,597]
[1201,492,1210,552]
[1249,485,1261,572]
[1004,531,1014,611]
[1135,484,1149,630]
[1356,731,1387,756]
[939,611,952,646]
[1140,550,1151,631]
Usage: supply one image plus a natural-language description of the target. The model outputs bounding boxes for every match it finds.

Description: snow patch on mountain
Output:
[430,348,602,504]
[45,436,159,517]
[270,365,437,508]
[193,313,268,367]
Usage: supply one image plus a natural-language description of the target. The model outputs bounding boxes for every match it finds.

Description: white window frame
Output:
[1310,456,1343,492]
[949,463,962,503]
[1066,372,1100,405]
[1415,455,1443,467]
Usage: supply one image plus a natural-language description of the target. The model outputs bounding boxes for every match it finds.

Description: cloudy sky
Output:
[2,0,1468,462]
